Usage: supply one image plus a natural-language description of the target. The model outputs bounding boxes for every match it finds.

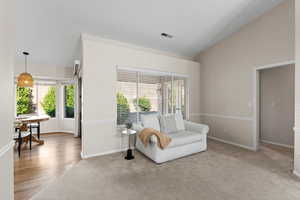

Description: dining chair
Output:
[29,122,40,139]
[14,123,32,157]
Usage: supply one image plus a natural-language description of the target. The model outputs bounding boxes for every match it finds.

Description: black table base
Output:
[125,149,134,160]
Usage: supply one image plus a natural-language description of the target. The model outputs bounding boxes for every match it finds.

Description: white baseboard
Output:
[61,130,74,134]
[261,140,294,149]
[81,148,129,159]
[293,170,300,178]
[208,136,256,151]
[37,131,74,134]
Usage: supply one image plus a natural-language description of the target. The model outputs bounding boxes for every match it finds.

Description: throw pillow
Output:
[174,113,185,131]
[160,114,177,133]
[140,113,160,131]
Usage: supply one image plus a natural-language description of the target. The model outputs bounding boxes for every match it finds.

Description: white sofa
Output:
[133,113,209,163]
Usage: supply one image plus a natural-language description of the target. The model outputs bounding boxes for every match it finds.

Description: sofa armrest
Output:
[184,121,209,135]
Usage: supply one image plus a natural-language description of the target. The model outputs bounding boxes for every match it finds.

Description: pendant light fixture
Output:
[17,52,34,87]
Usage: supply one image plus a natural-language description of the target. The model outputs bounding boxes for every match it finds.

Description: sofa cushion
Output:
[174,113,185,131]
[160,114,185,133]
[140,113,160,131]
[160,114,177,133]
[166,131,203,148]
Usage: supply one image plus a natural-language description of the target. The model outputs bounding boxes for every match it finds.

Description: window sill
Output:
[63,118,75,120]
[117,125,126,129]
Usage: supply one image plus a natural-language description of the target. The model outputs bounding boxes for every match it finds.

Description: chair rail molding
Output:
[294,127,300,133]
[0,141,14,158]
[81,119,116,125]
[199,113,253,121]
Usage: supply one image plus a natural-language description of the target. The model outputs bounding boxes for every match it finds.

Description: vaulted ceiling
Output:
[16,0,285,67]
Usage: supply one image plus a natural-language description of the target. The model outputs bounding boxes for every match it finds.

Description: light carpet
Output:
[32,140,300,200]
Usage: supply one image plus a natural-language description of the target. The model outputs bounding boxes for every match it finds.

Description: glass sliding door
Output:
[161,76,173,115]
[173,77,187,118]
[161,76,186,117]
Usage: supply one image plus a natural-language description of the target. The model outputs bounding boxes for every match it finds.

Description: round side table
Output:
[122,129,137,160]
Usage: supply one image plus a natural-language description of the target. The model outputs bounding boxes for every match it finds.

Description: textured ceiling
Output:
[15,0,285,67]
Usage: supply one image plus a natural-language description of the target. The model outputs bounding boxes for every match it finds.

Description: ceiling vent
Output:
[161,33,173,39]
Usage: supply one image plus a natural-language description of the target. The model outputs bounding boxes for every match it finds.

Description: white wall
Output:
[260,64,295,147]
[0,0,15,199]
[195,0,294,149]
[294,0,300,176]
[81,34,201,157]
[14,62,73,79]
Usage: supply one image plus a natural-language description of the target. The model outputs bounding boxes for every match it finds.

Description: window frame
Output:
[116,67,189,126]
[15,80,59,119]
[63,84,75,119]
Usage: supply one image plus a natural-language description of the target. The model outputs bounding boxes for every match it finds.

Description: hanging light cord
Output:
[23,52,29,73]
[25,54,27,72]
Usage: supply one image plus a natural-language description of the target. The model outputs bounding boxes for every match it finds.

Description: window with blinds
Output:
[116,69,187,125]
[117,70,138,125]
[138,73,163,114]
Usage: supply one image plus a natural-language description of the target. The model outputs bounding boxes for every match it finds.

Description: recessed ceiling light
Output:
[161,33,173,39]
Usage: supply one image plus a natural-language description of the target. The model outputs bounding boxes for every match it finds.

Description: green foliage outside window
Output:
[41,86,56,117]
[134,96,151,112]
[117,92,130,125]
[16,87,34,115]
[65,85,74,118]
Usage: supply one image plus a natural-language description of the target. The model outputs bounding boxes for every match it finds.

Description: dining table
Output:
[15,115,50,145]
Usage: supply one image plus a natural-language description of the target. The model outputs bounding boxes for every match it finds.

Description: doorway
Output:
[254,61,295,150]
[77,77,82,137]
[14,78,81,200]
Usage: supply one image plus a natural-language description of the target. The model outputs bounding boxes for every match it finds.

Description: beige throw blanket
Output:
[139,128,172,149]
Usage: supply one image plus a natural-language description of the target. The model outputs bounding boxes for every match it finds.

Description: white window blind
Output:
[116,68,187,125]
[138,73,163,114]
[173,77,187,118]
[117,70,138,124]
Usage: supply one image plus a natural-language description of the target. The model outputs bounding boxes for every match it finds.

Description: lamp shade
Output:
[17,72,34,87]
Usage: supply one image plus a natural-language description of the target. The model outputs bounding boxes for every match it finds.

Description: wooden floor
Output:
[14,133,81,200]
